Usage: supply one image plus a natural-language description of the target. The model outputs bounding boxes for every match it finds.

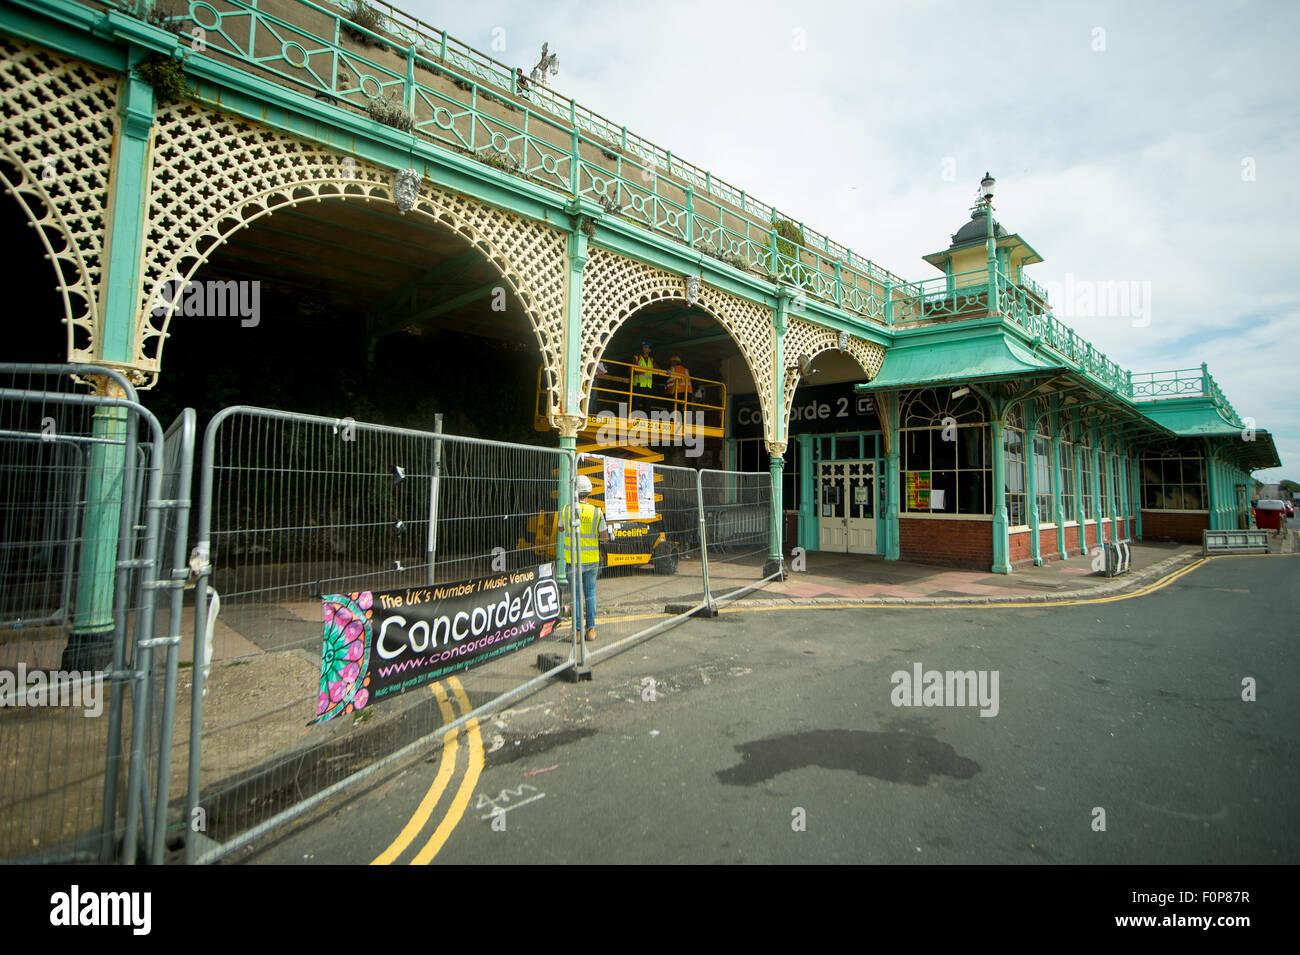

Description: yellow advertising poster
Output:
[906,471,931,509]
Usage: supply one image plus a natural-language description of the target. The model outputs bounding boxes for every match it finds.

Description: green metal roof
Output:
[858,333,1062,390]
[1137,400,1280,469]
[1136,400,1242,437]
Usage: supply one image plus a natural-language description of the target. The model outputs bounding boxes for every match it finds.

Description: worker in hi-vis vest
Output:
[556,474,609,642]
[664,355,691,398]
[631,340,656,414]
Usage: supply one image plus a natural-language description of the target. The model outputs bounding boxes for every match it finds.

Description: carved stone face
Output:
[392,168,421,214]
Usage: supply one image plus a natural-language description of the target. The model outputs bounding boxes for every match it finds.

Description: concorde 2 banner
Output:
[313,564,562,724]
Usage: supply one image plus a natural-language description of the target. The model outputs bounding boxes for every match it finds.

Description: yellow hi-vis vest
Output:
[557,501,603,564]
[633,354,653,387]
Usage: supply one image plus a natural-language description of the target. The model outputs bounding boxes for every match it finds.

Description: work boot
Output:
[585,628,596,642]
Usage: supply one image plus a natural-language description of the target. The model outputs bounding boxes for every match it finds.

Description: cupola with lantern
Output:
[921,173,1047,303]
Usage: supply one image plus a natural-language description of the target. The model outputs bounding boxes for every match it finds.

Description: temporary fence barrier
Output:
[184,407,582,863]
[1202,529,1268,556]
[579,460,778,663]
[0,364,191,864]
[1100,538,1132,577]
[3,379,778,863]
[578,453,713,663]
[698,468,780,611]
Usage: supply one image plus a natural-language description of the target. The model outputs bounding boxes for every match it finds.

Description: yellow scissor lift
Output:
[521,358,726,573]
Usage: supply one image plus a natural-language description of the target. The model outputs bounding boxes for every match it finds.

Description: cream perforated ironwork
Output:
[140,102,569,405]
[0,36,116,366]
[780,315,885,441]
[580,247,777,436]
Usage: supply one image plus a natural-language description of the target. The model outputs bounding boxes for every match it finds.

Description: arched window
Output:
[1059,419,1076,523]
[1078,429,1094,521]
[899,387,990,515]
[1004,406,1026,527]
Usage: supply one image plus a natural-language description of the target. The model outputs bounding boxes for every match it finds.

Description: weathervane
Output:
[530,43,558,85]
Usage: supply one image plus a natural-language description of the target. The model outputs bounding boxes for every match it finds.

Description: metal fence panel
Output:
[134,409,197,863]
[699,468,779,610]
[0,364,185,864]
[1203,529,1268,556]
[578,454,711,664]
[185,406,581,862]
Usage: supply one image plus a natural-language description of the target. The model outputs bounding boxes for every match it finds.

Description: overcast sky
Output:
[397,0,1299,483]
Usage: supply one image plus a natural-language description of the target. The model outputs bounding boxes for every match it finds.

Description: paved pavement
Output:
[739,529,1297,608]
[752,542,1194,605]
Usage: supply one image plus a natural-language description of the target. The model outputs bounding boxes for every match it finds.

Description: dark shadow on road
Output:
[716,730,980,786]
[485,726,599,767]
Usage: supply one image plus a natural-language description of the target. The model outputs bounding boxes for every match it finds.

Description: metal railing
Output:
[892,268,1136,397]
[533,359,727,434]
[1130,368,1207,399]
[103,0,905,319]
[1130,365,1244,428]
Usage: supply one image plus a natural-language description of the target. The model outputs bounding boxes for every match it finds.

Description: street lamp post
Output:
[981,172,998,312]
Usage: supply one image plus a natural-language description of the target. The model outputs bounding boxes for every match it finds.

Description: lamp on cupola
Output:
[980,172,997,293]
[921,173,1046,307]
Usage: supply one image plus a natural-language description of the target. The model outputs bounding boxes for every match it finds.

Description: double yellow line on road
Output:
[711,556,1216,614]
[370,676,483,866]
[596,554,1266,625]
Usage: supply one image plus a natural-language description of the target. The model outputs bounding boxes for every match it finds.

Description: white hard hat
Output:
[576,475,593,495]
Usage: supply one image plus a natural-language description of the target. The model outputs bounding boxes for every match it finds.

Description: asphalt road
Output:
[243,554,1299,864]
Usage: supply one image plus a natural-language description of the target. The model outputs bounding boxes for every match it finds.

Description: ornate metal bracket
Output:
[550,412,586,438]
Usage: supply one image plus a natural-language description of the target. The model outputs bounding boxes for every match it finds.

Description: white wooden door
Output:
[844,460,877,554]
[818,461,846,550]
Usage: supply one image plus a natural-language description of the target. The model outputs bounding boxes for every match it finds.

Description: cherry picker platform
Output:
[521,358,727,573]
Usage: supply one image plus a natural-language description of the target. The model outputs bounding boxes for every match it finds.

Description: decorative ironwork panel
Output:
[779,315,885,441]
[0,36,116,367]
[140,101,569,407]
[579,247,776,436]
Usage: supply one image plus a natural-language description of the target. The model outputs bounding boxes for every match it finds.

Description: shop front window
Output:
[900,388,990,515]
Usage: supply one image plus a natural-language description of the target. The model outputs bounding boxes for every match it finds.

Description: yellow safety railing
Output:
[534,360,726,433]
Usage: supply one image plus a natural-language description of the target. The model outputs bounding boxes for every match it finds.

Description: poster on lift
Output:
[602,457,656,521]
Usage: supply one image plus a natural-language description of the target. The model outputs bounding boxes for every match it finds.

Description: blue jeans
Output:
[579,561,599,630]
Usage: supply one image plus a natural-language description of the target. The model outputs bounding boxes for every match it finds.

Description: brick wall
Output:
[1009,529,1031,564]
[1140,510,1208,542]
[898,517,992,569]
[1007,527,1070,568]
[1040,526,1063,560]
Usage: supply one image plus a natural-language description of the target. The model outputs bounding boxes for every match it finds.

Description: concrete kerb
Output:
[720,549,1207,611]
